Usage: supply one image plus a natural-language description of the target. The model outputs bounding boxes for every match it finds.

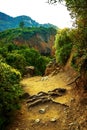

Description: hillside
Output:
[0,12,57,31]
[0,27,57,55]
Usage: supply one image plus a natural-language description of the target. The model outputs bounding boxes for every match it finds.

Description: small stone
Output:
[69,122,74,126]
[50,118,57,122]
[35,119,40,123]
[39,108,46,114]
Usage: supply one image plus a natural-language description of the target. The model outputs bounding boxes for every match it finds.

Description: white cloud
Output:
[0,0,73,28]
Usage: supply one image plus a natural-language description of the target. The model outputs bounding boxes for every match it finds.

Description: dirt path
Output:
[21,72,73,105]
[6,72,87,130]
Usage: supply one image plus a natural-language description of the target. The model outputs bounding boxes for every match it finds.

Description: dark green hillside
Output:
[0,27,57,55]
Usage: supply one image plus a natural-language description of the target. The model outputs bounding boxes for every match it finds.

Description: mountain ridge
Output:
[0,12,58,31]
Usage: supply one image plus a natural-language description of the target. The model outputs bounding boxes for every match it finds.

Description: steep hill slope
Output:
[0,27,57,55]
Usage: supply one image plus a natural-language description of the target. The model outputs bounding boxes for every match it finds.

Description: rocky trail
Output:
[6,71,87,130]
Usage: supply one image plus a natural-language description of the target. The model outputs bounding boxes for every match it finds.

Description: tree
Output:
[55,28,72,65]
[48,0,87,20]
[48,0,87,88]
[19,21,25,28]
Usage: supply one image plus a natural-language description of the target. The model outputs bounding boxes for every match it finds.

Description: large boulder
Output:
[24,66,35,77]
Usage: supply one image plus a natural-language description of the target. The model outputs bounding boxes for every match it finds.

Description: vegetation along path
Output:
[6,70,87,130]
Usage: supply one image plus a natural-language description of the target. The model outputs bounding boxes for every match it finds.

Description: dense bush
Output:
[0,43,50,76]
[0,62,22,129]
[0,46,8,58]
[0,54,5,62]
[6,52,27,75]
[17,48,50,75]
[55,28,72,65]
[35,55,51,75]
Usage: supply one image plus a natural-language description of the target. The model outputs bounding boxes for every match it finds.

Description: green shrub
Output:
[6,52,27,75]
[0,54,5,62]
[0,46,8,57]
[55,43,72,65]
[36,56,51,75]
[55,28,72,65]
[17,48,50,75]
[0,62,22,129]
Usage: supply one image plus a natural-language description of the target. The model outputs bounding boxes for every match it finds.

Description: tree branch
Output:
[47,0,87,9]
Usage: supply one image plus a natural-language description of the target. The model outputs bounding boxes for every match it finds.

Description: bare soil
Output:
[6,71,87,130]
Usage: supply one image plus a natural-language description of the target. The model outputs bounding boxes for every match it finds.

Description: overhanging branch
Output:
[47,0,87,9]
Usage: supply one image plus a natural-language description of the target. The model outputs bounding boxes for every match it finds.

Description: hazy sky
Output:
[0,0,73,28]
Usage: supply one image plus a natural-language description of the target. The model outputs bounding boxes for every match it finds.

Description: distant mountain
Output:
[0,12,58,31]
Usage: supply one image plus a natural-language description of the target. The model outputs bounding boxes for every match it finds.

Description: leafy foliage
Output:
[0,27,56,43]
[55,28,72,65]
[6,53,26,75]
[15,47,50,75]
[0,62,22,129]
[49,0,87,88]
[0,43,50,75]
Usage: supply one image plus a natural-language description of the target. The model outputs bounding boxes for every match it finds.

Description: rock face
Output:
[14,32,56,56]
[45,59,63,76]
